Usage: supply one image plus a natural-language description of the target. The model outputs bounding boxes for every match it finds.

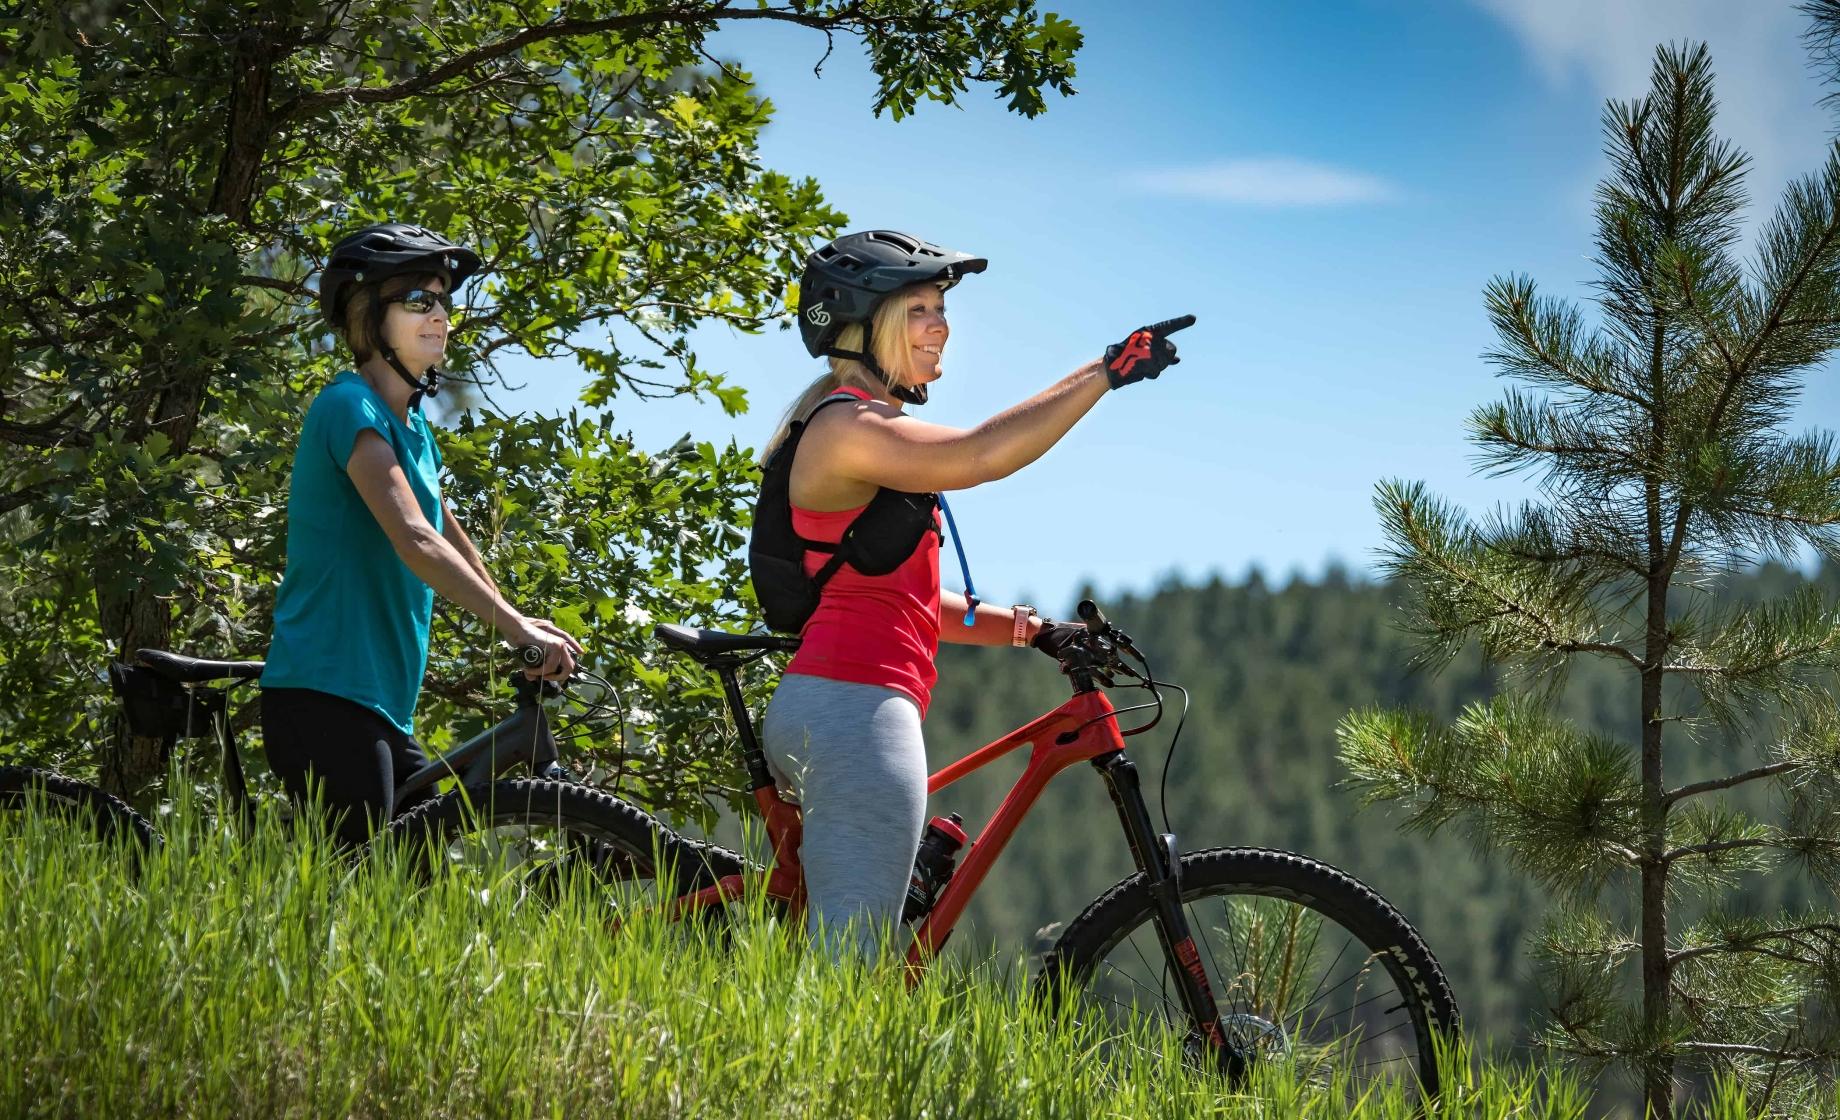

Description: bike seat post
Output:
[218,692,256,830]
[713,658,775,791]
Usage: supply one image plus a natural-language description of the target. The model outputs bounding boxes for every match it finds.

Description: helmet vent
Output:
[833,254,864,272]
[865,231,920,253]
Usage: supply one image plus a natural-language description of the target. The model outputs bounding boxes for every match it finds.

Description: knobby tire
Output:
[387,777,746,903]
[1038,846,1459,1101]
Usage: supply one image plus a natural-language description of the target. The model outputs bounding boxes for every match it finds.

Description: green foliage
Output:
[1343,696,1642,899]
[0,0,1081,794]
[425,410,763,823]
[0,794,1602,1120]
[1339,36,1840,1117]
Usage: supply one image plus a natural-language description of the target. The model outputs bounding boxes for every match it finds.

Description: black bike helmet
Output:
[797,231,985,404]
[318,221,483,324]
[317,222,483,411]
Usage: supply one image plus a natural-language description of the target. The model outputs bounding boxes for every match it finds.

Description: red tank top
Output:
[782,389,942,715]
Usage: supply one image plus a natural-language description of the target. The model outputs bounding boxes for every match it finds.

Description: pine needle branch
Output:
[1490,537,1649,580]
[1483,275,1652,410]
[1677,1041,1824,1059]
[1669,590,1840,725]
[1555,640,1646,669]
[1469,390,1652,483]
[1728,142,1840,398]
[1669,921,1840,967]
[1663,837,1776,863]
[1664,762,1804,806]
[1376,481,1628,671]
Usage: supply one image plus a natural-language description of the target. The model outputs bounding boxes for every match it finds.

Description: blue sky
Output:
[480,0,1840,614]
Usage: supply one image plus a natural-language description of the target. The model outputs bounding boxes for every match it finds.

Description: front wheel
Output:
[1037,847,1459,1102]
[386,778,747,918]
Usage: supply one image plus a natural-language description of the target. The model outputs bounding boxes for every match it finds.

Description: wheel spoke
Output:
[1043,854,1450,1106]
[1301,936,1356,1016]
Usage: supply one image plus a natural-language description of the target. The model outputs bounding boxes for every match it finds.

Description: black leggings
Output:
[261,688,436,848]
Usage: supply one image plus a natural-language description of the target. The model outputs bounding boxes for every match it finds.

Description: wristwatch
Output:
[1011,604,1038,647]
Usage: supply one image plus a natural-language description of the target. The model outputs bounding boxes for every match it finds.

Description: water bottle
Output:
[902,813,968,924]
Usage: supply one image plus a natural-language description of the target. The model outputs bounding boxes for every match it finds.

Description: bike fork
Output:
[1092,752,1231,1058]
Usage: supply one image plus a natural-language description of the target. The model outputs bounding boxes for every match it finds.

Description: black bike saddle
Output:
[135,649,265,684]
[652,624,799,664]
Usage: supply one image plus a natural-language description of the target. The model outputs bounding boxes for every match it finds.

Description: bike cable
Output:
[551,667,630,797]
[1063,626,1191,834]
[1142,665,1192,838]
[1116,644,1192,836]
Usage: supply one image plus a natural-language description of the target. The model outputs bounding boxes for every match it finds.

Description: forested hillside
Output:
[920,560,1840,1049]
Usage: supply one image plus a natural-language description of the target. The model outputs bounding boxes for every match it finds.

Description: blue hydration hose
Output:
[936,493,980,626]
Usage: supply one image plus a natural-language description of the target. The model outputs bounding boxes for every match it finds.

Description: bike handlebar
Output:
[1075,598,1142,660]
[1055,598,1146,685]
[512,645,578,695]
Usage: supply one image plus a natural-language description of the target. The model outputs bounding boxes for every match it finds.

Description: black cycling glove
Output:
[1104,314,1196,389]
[1030,620,1088,660]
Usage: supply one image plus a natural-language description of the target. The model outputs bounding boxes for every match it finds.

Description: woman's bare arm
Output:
[805,361,1109,494]
[938,591,1045,647]
[348,432,525,634]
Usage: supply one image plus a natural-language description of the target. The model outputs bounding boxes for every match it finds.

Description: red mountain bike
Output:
[395,600,1460,1099]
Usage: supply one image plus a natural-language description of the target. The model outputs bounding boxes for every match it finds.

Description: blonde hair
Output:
[340,268,452,363]
[762,284,930,462]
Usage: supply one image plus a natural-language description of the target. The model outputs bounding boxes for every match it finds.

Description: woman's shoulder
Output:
[305,374,389,428]
[803,388,901,432]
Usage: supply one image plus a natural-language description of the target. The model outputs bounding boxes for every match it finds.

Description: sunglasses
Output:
[384,288,453,315]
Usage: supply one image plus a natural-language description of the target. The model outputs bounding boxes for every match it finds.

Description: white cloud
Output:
[1127,157,1403,207]
[1472,0,1833,214]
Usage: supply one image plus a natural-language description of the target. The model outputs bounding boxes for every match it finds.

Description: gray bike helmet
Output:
[797,231,985,404]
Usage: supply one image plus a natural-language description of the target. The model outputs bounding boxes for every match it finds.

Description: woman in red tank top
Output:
[758,230,1192,959]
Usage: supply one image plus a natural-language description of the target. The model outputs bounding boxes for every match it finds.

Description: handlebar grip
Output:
[1077,599,1109,635]
[517,644,546,668]
[1145,314,1196,336]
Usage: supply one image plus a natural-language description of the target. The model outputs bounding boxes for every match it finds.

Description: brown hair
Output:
[339,268,451,363]
[761,283,932,462]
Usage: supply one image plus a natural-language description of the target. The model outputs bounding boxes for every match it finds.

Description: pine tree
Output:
[1336,41,1840,1119]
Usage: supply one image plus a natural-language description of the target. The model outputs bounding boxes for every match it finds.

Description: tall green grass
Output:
[0,792,1764,1118]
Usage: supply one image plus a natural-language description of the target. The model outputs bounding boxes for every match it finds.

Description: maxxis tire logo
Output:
[806,303,831,327]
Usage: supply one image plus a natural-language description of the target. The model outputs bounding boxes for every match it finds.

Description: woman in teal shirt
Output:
[261,222,580,845]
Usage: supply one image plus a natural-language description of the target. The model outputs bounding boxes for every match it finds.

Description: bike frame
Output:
[908,689,1128,961]
[180,671,565,821]
[392,675,565,809]
[667,656,1228,1047]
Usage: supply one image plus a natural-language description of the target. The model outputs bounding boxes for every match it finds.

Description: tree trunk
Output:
[94,18,274,797]
[94,371,214,796]
[96,576,173,799]
[209,35,274,222]
[1641,475,1675,1120]
[1639,660,1673,1120]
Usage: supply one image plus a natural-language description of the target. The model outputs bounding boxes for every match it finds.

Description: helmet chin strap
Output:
[373,303,442,412]
[830,320,927,406]
[379,345,442,412]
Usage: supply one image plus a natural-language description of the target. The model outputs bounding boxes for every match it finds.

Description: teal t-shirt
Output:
[261,371,444,734]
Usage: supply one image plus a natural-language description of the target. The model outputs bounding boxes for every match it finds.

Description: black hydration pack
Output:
[750,391,940,633]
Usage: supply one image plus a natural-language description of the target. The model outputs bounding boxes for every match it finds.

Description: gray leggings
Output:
[761,672,928,959]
